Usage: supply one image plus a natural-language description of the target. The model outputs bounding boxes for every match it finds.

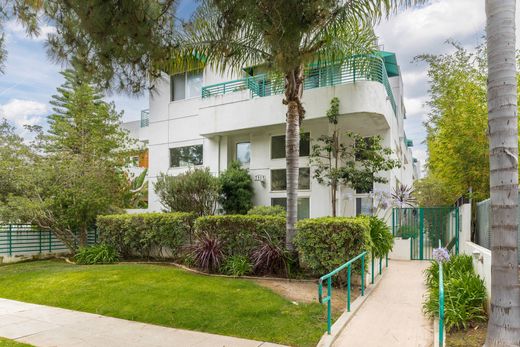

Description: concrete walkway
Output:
[0,298,284,347]
[333,260,432,347]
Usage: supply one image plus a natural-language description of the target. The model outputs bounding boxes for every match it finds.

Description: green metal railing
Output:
[317,250,389,334]
[0,224,98,256]
[437,240,445,347]
[201,55,398,116]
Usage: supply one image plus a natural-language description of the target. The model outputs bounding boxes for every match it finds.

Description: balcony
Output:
[201,55,397,116]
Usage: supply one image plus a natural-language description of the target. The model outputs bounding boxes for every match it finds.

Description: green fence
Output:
[0,225,98,256]
[201,54,397,116]
[392,207,459,260]
[476,195,520,264]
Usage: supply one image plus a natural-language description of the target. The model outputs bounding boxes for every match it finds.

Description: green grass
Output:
[0,337,33,347]
[0,260,326,346]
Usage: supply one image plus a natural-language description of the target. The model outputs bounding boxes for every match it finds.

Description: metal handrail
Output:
[201,55,398,117]
[438,240,445,347]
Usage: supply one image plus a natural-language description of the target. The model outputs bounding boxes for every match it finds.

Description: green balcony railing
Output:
[201,55,398,117]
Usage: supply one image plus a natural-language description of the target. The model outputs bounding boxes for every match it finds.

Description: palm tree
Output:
[177,0,424,249]
[485,0,520,345]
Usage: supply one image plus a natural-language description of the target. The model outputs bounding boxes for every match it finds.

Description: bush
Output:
[75,244,119,265]
[294,217,370,276]
[219,161,254,214]
[251,233,290,275]
[194,215,286,258]
[423,254,487,331]
[96,212,196,259]
[154,168,220,216]
[191,232,224,272]
[221,255,253,276]
[247,205,286,217]
[361,216,394,258]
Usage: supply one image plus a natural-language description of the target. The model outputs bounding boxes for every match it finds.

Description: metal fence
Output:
[476,196,520,264]
[0,225,98,257]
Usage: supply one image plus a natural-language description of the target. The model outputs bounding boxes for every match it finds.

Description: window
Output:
[356,197,373,216]
[271,197,310,220]
[236,142,251,165]
[271,168,310,191]
[169,145,203,167]
[271,132,310,159]
[170,70,203,101]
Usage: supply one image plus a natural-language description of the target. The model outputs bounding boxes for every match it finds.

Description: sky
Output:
[0,0,515,172]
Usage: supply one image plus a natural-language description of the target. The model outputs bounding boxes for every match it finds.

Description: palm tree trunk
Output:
[285,66,305,250]
[485,0,520,345]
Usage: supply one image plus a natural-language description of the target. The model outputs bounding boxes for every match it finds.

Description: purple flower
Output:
[432,247,450,262]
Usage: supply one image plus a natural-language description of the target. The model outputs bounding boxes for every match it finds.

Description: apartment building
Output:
[123,52,419,218]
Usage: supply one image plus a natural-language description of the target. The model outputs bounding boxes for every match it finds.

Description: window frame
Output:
[270,197,311,220]
[270,132,310,159]
[270,167,311,192]
[170,69,204,102]
[235,141,251,166]
[169,144,204,168]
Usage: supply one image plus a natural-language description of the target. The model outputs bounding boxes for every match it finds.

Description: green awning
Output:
[377,51,399,77]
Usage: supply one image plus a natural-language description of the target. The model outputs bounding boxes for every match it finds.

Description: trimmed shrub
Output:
[294,217,370,276]
[154,168,220,216]
[423,254,487,331]
[194,215,286,258]
[219,161,254,214]
[75,244,119,265]
[221,255,253,276]
[96,212,196,259]
[247,205,286,217]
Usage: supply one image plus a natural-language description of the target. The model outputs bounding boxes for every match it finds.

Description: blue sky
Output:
[0,0,512,171]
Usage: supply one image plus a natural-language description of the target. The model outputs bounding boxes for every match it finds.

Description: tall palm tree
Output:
[177,0,424,249]
[485,0,520,345]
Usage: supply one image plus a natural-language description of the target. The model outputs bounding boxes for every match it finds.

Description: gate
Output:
[392,207,459,260]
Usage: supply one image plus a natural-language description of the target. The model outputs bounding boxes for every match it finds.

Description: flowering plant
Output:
[432,247,450,262]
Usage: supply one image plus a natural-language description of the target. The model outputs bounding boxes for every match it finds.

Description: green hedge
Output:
[294,217,370,275]
[96,212,196,259]
[194,215,286,257]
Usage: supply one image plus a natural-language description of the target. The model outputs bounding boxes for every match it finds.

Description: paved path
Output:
[0,298,284,347]
[333,260,433,347]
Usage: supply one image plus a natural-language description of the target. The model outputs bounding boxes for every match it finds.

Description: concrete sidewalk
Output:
[0,298,284,347]
[333,260,432,347]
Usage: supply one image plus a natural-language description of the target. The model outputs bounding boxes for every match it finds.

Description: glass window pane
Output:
[299,168,310,190]
[170,145,203,167]
[171,74,185,101]
[270,168,310,191]
[298,198,310,220]
[270,197,309,220]
[356,197,373,216]
[271,135,285,159]
[271,169,286,191]
[271,133,310,159]
[236,142,251,165]
[187,70,203,98]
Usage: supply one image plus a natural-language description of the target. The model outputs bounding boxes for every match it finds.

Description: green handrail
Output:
[318,251,367,335]
[438,240,445,347]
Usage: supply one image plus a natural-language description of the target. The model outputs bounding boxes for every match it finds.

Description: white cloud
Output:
[4,20,56,42]
[0,99,48,130]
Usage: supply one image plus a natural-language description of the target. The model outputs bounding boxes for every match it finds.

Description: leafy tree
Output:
[485,0,520,343]
[1,69,132,250]
[219,161,254,215]
[310,97,400,216]
[413,176,453,207]
[0,119,33,202]
[154,168,220,216]
[177,0,424,248]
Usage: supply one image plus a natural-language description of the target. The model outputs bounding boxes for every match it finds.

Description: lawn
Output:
[0,338,32,347]
[0,260,326,346]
